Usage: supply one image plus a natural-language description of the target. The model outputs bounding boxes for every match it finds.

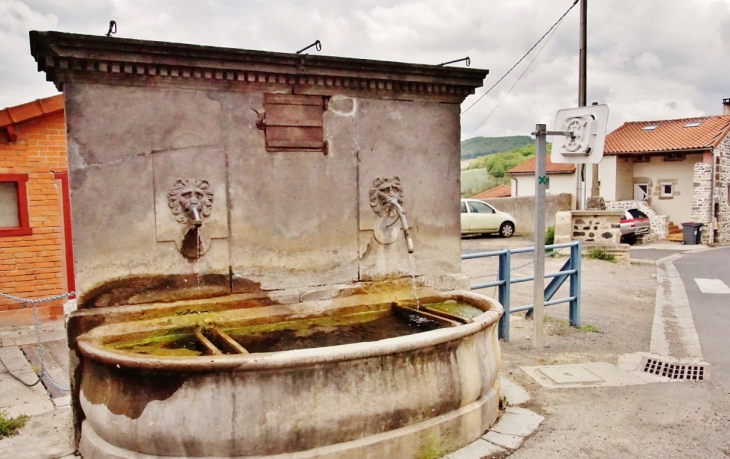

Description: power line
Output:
[467,12,567,137]
[462,0,579,115]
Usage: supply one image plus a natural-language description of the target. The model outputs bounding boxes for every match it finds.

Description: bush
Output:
[0,411,28,438]
[545,226,555,246]
[587,248,615,263]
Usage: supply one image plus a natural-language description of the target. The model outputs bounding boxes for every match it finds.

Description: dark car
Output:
[620,209,650,244]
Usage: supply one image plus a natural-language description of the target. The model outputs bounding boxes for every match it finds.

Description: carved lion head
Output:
[167,179,214,224]
[369,176,403,219]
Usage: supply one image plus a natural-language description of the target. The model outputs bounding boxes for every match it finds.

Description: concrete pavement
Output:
[0,320,76,459]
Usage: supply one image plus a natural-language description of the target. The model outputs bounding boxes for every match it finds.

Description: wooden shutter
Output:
[263,94,324,152]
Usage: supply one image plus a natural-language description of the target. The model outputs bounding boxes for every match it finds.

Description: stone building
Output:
[596,102,730,244]
[0,94,73,324]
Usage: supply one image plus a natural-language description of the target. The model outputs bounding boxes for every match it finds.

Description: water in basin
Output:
[105,302,481,357]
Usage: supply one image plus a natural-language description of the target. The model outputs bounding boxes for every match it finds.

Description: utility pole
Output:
[575,0,596,207]
[580,0,600,199]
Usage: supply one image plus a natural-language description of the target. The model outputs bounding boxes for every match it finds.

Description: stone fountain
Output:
[30,31,501,459]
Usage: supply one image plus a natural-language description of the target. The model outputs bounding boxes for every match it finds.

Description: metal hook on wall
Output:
[438,57,470,67]
[106,20,117,37]
[296,40,322,54]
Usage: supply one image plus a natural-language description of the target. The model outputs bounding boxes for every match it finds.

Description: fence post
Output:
[569,242,581,326]
[498,250,511,341]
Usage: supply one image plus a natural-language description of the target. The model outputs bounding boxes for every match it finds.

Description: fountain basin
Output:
[76,290,502,459]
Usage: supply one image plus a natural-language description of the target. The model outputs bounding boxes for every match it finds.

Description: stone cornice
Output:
[30,31,488,103]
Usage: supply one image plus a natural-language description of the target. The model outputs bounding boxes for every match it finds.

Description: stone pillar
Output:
[692,162,712,244]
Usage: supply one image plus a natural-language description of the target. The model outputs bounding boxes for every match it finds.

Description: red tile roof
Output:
[0,95,64,129]
[471,184,511,199]
[604,115,730,155]
[507,155,576,175]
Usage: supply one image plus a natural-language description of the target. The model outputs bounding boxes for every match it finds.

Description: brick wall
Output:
[0,111,68,324]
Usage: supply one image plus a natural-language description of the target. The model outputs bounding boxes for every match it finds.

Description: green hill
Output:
[465,143,551,177]
[460,135,533,160]
[461,169,502,196]
[460,142,552,197]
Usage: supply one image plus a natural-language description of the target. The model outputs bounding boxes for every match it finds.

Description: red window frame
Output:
[0,173,32,237]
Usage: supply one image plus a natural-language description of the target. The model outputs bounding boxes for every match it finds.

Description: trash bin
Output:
[681,222,703,245]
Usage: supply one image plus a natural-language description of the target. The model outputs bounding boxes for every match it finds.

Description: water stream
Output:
[407,252,421,309]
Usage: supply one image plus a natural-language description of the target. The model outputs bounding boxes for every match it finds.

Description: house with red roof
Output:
[593,101,730,244]
[507,100,730,245]
[470,184,511,199]
[507,155,576,198]
[0,94,74,325]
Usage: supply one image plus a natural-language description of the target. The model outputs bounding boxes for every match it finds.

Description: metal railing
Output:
[462,241,581,341]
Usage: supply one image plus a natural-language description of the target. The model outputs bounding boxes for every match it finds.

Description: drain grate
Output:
[642,358,707,380]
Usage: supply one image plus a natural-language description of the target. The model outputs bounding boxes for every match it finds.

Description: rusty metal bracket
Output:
[296,40,322,54]
[439,56,470,67]
[106,20,117,37]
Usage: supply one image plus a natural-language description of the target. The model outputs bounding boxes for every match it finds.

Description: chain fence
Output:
[0,291,75,392]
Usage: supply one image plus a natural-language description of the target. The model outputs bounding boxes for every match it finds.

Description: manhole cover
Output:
[538,366,604,384]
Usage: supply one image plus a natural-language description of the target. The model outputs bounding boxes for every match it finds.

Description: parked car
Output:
[620,209,650,244]
[461,199,516,237]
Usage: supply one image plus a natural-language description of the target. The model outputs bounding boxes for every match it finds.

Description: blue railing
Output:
[462,241,581,341]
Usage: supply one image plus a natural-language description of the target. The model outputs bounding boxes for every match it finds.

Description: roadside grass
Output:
[586,248,615,263]
[417,431,451,459]
[0,411,28,438]
[545,315,600,336]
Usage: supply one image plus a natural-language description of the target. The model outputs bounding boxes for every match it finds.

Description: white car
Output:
[460,199,516,237]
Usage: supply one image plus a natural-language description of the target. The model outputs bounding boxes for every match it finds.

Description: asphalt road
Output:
[674,247,730,391]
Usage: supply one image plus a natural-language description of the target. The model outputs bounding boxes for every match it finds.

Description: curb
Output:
[446,378,543,458]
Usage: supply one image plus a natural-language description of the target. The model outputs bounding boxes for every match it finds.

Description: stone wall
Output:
[554,210,622,245]
[569,211,622,244]
[691,132,730,245]
[480,193,572,237]
[31,32,489,308]
[691,162,712,243]
[718,135,730,245]
[606,200,668,242]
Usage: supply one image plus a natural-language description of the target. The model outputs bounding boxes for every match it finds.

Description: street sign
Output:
[550,104,609,164]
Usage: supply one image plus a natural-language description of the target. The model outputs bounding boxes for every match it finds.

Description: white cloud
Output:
[0,0,728,139]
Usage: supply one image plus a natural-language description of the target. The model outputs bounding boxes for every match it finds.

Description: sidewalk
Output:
[0,320,75,459]
[502,242,730,458]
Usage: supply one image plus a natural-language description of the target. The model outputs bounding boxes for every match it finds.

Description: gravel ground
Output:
[462,235,730,459]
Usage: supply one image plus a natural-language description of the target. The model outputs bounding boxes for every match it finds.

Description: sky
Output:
[1,0,729,140]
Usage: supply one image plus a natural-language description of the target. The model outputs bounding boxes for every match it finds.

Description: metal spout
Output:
[388,199,414,253]
[190,206,202,227]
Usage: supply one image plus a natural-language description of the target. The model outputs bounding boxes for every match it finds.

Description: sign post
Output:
[533,124,547,347]
[531,104,608,348]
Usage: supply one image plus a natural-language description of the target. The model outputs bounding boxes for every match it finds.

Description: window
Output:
[468,201,494,214]
[460,201,467,213]
[633,156,650,163]
[641,125,658,131]
[634,183,649,201]
[660,182,674,198]
[260,94,325,152]
[683,121,702,128]
[627,209,648,219]
[664,153,685,162]
[0,174,32,237]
